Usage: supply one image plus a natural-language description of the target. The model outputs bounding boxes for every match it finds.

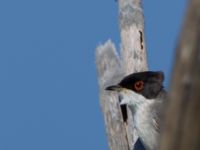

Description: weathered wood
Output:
[119,0,148,148]
[96,0,148,149]
[159,0,200,149]
[119,0,148,73]
[96,41,129,150]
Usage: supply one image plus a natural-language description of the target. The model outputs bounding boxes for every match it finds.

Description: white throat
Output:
[119,89,159,150]
[119,89,147,107]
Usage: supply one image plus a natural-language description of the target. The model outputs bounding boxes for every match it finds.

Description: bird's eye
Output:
[134,80,144,92]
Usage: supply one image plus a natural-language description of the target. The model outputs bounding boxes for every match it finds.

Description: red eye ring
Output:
[134,80,144,92]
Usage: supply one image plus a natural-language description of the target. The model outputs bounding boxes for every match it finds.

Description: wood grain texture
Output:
[159,0,200,149]
[96,0,148,150]
[119,0,148,148]
[96,41,129,150]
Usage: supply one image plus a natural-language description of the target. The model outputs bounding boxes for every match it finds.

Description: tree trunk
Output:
[96,0,147,149]
[159,0,200,149]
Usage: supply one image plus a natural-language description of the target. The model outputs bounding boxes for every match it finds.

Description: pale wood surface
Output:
[96,0,148,149]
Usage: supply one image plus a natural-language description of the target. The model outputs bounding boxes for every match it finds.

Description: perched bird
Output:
[106,71,167,150]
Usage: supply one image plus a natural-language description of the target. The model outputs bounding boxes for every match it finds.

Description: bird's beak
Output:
[105,85,122,92]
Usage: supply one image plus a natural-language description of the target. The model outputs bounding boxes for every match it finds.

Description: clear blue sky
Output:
[0,0,186,150]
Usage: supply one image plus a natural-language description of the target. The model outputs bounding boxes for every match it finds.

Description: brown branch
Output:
[159,0,200,149]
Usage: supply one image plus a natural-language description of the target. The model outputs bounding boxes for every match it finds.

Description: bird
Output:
[106,71,167,150]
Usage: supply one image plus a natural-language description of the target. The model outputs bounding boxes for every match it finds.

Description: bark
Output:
[96,0,147,149]
[159,0,200,149]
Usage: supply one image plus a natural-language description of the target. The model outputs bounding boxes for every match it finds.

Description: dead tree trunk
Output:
[159,0,200,149]
[96,0,147,149]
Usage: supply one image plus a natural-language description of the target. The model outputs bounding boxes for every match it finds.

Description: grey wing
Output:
[152,112,161,132]
[150,101,164,133]
[151,90,168,133]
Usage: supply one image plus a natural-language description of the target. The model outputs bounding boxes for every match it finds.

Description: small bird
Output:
[106,71,167,150]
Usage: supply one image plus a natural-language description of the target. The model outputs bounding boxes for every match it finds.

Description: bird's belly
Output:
[134,109,158,150]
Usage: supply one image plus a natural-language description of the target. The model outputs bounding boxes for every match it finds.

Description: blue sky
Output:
[0,0,186,150]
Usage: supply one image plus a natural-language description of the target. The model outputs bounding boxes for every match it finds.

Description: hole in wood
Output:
[139,30,144,50]
[120,104,128,123]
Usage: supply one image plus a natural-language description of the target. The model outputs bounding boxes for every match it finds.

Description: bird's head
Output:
[106,71,164,106]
